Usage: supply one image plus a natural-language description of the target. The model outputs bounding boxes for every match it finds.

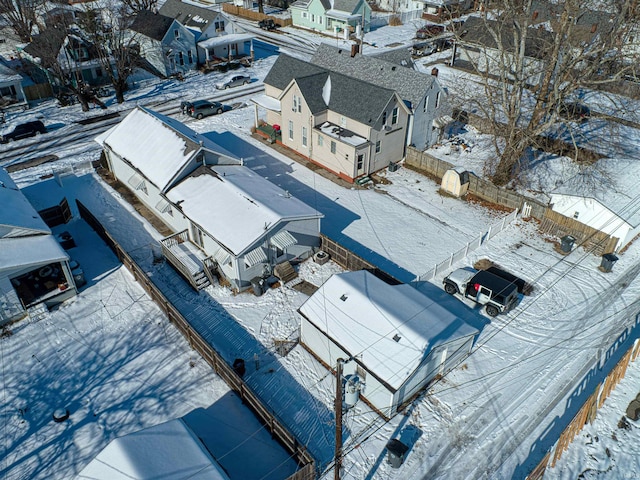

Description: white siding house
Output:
[129,10,197,77]
[0,167,77,324]
[550,158,640,252]
[299,270,478,418]
[96,107,322,292]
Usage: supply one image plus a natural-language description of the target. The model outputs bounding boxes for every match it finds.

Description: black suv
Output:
[183,100,224,119]
[0,120,47,143]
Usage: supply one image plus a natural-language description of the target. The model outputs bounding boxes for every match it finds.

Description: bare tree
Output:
[0,0,43,42]
[453,0,640,186]
[120,0,156,14]
[76,1,142,104]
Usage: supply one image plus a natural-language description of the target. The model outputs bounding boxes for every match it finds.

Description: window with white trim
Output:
[340,116,347,127]
[423,96,429,113]
[375,140,381,153]
[188,50,193,63]
[178,51,184,65]
[392,107,398,125]
[292,94,301,112]
[330,141,336,153]
[302,126,307,146]
[302,12,307,18]
[288,120,294,140]
[382,111,387,125]
[318,135,323,146]
[435,91,441,108]
[174,29,180,39]
[357,154,364,170]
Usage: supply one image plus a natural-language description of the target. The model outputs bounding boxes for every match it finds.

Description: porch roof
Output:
[325,10,360,20]
[251,94,281,112]
[0,235,68,273]
[198,33,253,49]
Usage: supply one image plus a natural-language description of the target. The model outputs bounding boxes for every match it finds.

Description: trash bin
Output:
[72,268,86,288]
[560,235,575,253]
[600,253,618,273]
[233,358,246,377]
[251,277,265,296]
[386,439,409,469]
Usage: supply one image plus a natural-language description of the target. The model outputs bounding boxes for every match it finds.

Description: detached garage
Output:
[299,270,479,418]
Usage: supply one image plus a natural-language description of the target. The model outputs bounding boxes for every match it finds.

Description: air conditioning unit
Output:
[313,251,330,265]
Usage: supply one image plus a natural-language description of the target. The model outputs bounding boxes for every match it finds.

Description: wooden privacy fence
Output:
[76,200,316,480]
[539,209,618,256]
[405,146,548,219]
[24,83,53,101]
[222,4,293,26]
[527,338,640,479]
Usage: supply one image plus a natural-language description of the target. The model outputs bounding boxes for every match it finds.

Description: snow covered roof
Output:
[299,270,479,390]
[550,158,640,227]
[198,33,253,49]
[77,419,230,480]
[251,94,281,112]
[0,62,21,83]
[166,165,322,255]
[0,167,50,235]
[95,107,238,192]
[0,235,68,272]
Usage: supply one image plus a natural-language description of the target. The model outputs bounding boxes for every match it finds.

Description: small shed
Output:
[299,270,479,418]
[440,167,470,197]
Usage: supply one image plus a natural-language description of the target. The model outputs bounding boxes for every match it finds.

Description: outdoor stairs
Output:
[193,270,211,290]
[27,303,49,323]
[274,261,298,285]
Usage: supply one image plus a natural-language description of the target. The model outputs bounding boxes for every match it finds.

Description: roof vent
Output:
[392,66,396,71]
[393,334,401,342]
[340,294,348,301]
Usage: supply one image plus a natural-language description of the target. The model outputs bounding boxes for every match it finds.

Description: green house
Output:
[289,0,371,34]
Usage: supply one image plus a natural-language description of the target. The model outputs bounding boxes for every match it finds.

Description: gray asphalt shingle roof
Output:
[159,0,220,31]
[265,53,397,126]
[130,10,174,41]
[263,54,326,91]
[311,44,436,110]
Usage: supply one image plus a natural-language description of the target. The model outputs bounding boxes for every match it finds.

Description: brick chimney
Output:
[351,43,359,57]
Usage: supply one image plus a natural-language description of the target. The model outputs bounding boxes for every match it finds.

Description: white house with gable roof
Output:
[0,167,77,325]
[549,158,640,253]
[96,107,322,292]
[299,270,478,418]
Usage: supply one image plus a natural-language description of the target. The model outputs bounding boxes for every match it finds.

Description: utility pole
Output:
[334,358,344,480]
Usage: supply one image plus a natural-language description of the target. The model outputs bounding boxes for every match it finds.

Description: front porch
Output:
[255,122,282,144]
[160,230,217,291]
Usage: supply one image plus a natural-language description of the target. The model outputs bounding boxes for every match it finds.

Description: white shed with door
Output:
[440,167,470,197]
[299,270,478,418]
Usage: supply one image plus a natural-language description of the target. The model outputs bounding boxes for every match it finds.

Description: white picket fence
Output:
[414,208,519,282]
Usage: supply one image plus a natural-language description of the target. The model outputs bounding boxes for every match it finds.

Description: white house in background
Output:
[128,10,197,78]
[0,62,26,108]
[549,158,640,253]
[96,107,322,292]
[422,0,471,19]
[299,270,479,418]
[311,44,451,150]
[77,419,230,480]
[159,0,254,65]
[0,167,77,325]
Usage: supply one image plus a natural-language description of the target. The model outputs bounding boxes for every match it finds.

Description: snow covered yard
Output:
[0,218,229,480]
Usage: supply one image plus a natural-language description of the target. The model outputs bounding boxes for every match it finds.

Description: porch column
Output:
[254,103,259,129]
[250,39,254,61]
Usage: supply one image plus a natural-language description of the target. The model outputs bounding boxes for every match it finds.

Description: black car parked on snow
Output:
[0,120,47,143]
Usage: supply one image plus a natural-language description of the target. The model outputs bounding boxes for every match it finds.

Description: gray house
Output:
[129,10,197,77]
[159,0,254,65]
[0,167,77,325]
[257,53,411,182]
[311,44,450,150]
[96,107,322,292]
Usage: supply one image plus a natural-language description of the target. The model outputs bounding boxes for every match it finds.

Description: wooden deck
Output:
[165,240,208,275]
